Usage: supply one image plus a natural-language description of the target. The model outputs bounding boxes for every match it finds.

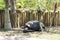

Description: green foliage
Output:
[0,0,60,10]
[0,0,5,9]
[16,0,36,8]
[16,0,60,11]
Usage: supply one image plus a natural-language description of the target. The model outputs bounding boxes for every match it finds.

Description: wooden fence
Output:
[0,9,60,28]
[16,9,60,27]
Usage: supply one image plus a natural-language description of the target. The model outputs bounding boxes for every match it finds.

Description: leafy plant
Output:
[0,0,5,9]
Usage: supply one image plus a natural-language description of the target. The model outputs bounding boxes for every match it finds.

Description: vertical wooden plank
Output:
[0,11,1,28]
[0,14,1,28]
[44,13,46,26]
[36,12,38,21]
[56,12,58,26]
[45,13,48,25]
[47,12,49,26]
[58,11,59,25]
[34,10,37,20]
[30,10,33,20]
[22,11,27,25]
[26,11,30,22]
[1,10,3,28]
[43,12,46,25]
[47,12,50,26]
[59,12,60,25]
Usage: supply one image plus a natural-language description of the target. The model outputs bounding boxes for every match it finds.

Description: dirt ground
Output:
[0,27,60,40]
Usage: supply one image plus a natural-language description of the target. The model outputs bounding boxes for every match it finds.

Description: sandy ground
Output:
[0,27,60,40]
[0,32,60,40]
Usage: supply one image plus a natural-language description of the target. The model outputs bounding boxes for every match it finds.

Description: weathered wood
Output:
[4,0,12,30]
[0,9,60,28]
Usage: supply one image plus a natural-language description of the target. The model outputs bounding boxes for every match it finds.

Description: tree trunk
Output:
[4,0,12,30]
[10,0,17,28]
